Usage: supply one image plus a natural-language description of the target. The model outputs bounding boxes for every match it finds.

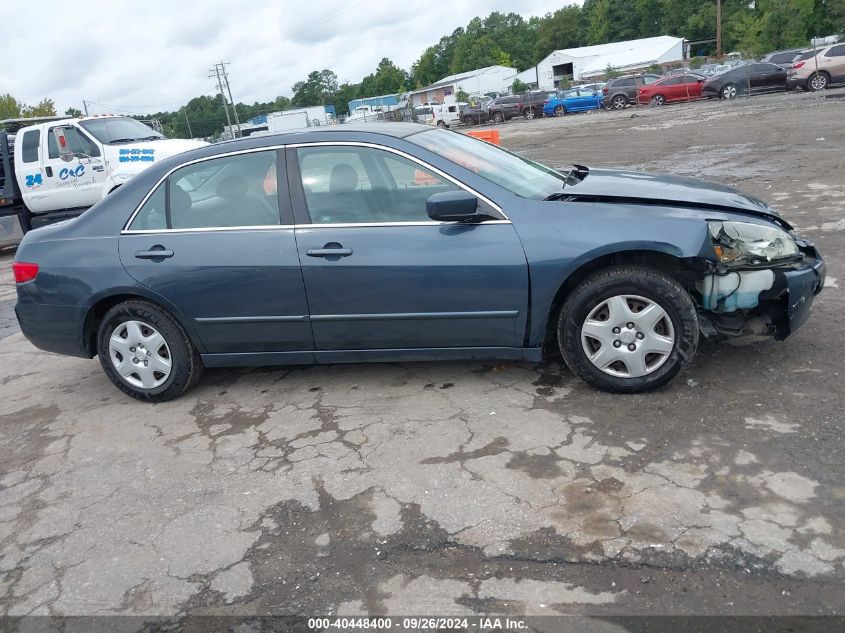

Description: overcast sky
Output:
[2,0,568,115]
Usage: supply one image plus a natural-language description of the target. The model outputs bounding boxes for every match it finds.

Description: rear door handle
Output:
[135,248,174,260]
[306,248,353,257]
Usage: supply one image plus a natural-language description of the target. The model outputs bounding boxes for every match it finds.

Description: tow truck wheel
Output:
[557,265,699,393]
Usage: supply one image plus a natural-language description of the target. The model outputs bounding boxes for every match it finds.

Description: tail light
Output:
[602,87,608,95]
[792,61,805,69]
[12,261,39,283]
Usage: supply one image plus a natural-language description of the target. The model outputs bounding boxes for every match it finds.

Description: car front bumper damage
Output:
[696,239,825,340]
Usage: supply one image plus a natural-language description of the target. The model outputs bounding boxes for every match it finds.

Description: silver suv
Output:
[787,43,845,91]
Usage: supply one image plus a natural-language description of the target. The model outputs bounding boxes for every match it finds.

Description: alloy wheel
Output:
[611,96,627,109]
[651,95,665,106]
[809,73,828,91]
[722,84,737,99]
[580,294,675,378]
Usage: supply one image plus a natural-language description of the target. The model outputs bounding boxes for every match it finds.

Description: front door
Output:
[289,143,529,352]
[32,125,108,212]
[119,148,313,359]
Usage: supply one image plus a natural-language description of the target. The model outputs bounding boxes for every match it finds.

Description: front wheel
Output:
[492,112,504,124]
[462,116,475,126]
[97,300,203,402]
[557,266,699,393]
[524,107,535,119]
[721,83,738,100]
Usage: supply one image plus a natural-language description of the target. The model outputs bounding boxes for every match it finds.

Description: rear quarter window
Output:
[21,130,40,163]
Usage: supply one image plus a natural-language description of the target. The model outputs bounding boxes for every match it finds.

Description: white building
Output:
[407,65,518,106]
[515,36,685,89]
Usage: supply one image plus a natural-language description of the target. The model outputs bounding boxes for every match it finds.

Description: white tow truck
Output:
[0,115,206,248]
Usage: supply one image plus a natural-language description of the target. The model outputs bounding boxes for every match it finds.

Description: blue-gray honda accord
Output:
[13,123,825,401]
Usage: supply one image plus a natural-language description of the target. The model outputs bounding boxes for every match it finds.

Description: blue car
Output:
[13,124,825,401]
[543,88,605,116]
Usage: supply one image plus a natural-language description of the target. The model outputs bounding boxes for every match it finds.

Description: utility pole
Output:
[716,0,722,58]
[209,64,233,138]
[183,108,194,139]
[210,61,241,138]
[82,100,89,116]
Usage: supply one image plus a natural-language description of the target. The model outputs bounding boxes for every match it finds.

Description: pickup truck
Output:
[0,115,205,248]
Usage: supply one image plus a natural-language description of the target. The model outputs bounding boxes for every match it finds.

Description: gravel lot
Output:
[1,89,843,622]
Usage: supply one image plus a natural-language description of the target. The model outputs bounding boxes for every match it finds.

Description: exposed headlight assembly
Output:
[707,220,799,266]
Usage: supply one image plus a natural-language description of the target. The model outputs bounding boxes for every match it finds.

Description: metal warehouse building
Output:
[515,35,685,89]
[407,65,518,105]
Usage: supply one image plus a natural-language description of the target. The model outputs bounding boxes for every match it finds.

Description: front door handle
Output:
[135,247,174,260]
[307,248,353,257]
[93,165,105,172]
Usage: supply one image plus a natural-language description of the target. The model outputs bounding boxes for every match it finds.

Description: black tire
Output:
[557,265,699,393]
[97,300,203,402]
[611,95,628,109]
[436,120,446,127]
[554,105,566,117]
[650,94,666,106]
[524,107,536,119]
[807,71,829,91]
[492,112,504,124]
[462,116,475,126]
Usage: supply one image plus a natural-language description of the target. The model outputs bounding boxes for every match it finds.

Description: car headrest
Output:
[216,175,248,200]
[170,184,192,215]
[329,164,358,194]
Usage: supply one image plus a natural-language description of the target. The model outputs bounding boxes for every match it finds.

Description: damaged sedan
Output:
[13,123,825,401]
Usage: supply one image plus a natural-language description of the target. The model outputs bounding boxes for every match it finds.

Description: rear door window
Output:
[21,130,40,163]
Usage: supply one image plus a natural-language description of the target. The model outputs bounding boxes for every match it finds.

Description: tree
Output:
[65,107,83,117]
[359,58,408,97]
[0,94,22,119]
[22,98,56,117]
[291,69,338,107]
[534,6,582,62]
[455,89,469,103]
[511,78,529,94]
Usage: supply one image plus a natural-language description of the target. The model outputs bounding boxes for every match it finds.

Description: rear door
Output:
[288,142,529,353]
[119,148,314,359]
[822,44,845,81]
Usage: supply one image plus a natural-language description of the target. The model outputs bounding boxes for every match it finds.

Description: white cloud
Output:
[2,0,565,114]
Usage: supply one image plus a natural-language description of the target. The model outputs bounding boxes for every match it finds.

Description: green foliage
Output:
[455,89,469,103]
[291,69,338,107]
[0,94,56,119]
[647,64,664,74]
[65,107,83,117]
[511,78,529,94]
[604,65,621,79]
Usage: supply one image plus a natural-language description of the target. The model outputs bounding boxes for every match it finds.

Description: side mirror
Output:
[54,128,75,162]
[426,191,480,222]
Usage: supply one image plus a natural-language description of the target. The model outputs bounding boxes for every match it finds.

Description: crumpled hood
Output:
[565,168,780,219]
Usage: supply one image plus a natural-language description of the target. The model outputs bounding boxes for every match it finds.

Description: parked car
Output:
[459,98,493,125]
[637,73,705,105]
[760,48,807,65]
[786,43,845,91]
[702,62,788,99]
[485,96,525,123]
[543,88,604,116]
[571,82,606,93]
[602,74,661,109]
[516,90,557,119]
[12,123,825,401]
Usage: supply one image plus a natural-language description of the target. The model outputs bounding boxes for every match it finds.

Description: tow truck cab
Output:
[0,115,205,244]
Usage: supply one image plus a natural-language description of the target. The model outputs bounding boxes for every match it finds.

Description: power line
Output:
[209,62,241,138]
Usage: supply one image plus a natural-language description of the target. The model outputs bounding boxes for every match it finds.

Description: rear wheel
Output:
[557,266,699,393]
[436,120,446,127]
[462,116,475,126]
[611,95,628,109]
[554,105,566,117]
[807,72,829,91]
[492,111,504,124]
[524,107,536,119]
[650,94,666,106]
[97,300,203,402]
[721,83,738,99]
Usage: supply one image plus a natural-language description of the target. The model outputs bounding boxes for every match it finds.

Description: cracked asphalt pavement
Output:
[0,89,843,621]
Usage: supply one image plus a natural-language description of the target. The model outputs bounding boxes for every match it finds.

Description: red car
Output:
[637,73,706,105]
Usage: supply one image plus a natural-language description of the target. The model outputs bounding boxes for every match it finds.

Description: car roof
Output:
[220,122,430,146]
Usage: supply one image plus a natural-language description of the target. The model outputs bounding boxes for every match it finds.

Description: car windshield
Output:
[409,128,567,199]
[79,117,164,144]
